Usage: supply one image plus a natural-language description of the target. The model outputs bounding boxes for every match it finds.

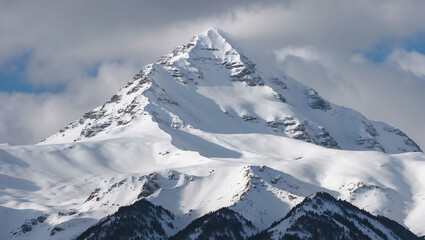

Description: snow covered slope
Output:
[1,28,425,240]
[1,136,425,239]
[41,28,421,154]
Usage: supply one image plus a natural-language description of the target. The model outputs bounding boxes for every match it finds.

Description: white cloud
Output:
[274,46,320,62]
[0,62,137,144]
[387,49,425,78]
[350,53,367,64]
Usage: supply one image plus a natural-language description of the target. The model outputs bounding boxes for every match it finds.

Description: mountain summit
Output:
[41,28,421,154]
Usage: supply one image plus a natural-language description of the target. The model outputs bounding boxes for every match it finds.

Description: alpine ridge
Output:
[251,192,422,240]
[1,29,425,240]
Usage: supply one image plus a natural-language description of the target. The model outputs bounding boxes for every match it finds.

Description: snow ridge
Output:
[253,192,421,240]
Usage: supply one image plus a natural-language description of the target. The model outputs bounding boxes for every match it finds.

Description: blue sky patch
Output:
[362,32,425,63]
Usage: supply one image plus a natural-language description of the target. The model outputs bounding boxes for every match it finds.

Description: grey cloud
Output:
[0,0,281,85]
[0,62,137,144]
[276,50,425,149]
[387,49,425,78]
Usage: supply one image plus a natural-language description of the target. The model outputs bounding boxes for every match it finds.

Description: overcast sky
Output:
[0,0,424,150]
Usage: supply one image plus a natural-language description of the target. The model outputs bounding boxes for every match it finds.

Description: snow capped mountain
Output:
[41,28,421,154]
[1,28,425,240]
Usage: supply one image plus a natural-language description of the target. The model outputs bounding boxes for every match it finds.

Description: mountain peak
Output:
[196,27,225,41]
[156,27,260,86]
[158,27,244,66]
[40,29,422,154]
[199,27,222,36]
[193,28,239,53]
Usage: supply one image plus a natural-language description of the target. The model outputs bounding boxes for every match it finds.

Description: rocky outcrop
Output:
[267,117,340,149]
[304,89,331,111]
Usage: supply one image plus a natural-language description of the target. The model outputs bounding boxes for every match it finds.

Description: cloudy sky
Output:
[1,0,424,150]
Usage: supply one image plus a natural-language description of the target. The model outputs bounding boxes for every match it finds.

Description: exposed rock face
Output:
[304,88,331,111]
[356,120,385,152]
[81,173,163,213]
[12,214,48,237]
[267,117,340,149]
[138,172,161,198]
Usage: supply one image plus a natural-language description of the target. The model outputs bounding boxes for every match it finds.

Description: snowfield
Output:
[2,130,425,239]
[0,28,424,239]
